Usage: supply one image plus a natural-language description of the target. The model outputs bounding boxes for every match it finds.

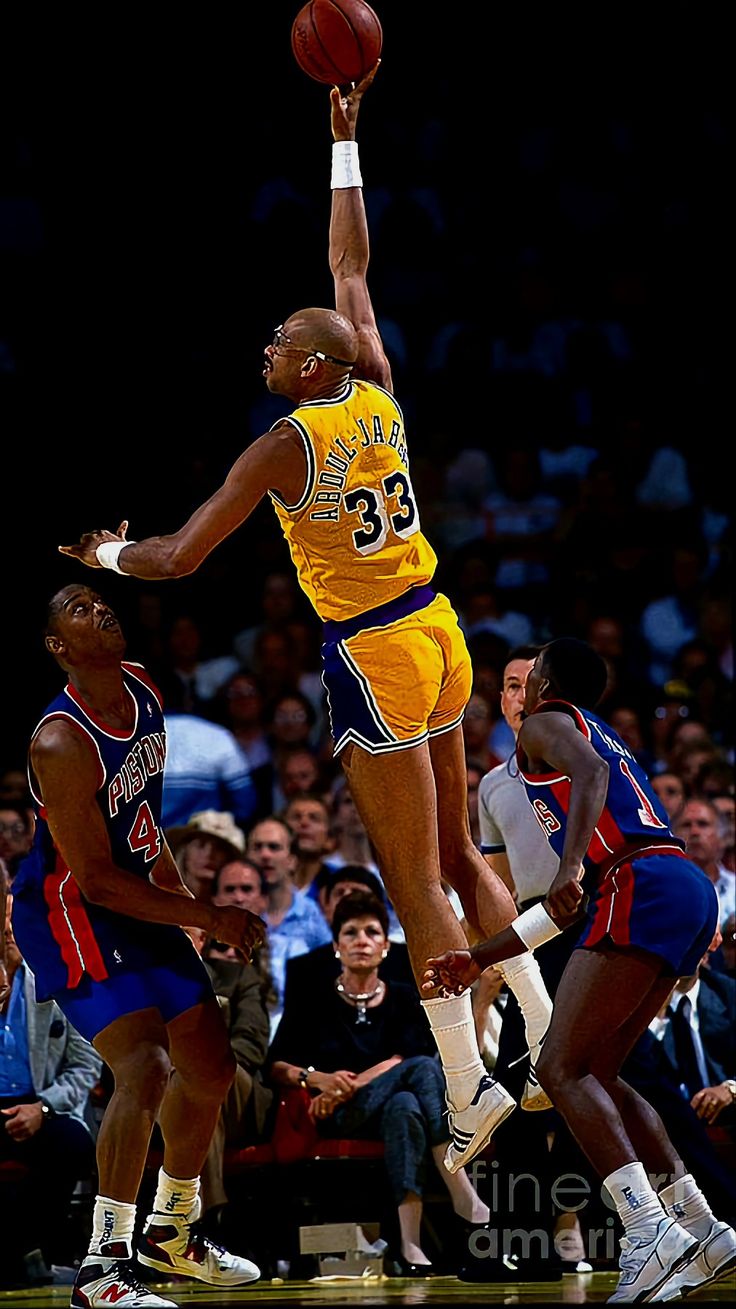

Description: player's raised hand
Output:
[330,61,380,141]
[59,520,130,568]
[422,949,481,996]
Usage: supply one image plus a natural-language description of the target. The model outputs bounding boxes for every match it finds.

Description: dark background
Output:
[0,1,728,763]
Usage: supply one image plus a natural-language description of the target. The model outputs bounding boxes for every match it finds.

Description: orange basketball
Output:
[291,0,383,85]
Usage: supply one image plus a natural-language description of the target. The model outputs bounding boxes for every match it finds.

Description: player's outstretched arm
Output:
[58,423,306,578]
[328,64,392,391]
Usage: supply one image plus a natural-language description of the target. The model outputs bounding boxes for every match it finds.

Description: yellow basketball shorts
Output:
[320,585,472,755]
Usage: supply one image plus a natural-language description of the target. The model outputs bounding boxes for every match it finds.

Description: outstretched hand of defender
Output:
[330,61,380,141]
[422,949,481,997]
[210,905,266,963]
[59,520,130,568]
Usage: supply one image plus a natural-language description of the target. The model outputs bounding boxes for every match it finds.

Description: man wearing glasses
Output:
[60,68,553,1171]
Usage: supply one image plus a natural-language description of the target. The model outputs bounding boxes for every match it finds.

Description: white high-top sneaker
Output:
[137,1211,260,1286]
[444,1073,516,1174]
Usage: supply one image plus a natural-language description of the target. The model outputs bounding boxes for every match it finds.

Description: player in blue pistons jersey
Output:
[425,640,734,1303]
[7,586,264,1305]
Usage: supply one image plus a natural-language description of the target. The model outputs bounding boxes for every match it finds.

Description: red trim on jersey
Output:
[44,854,109,988]
[122,662,164,712]
[65,682,137,740]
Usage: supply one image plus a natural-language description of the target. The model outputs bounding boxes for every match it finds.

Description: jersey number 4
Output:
[128,801,162,862]
[344,471,419,555]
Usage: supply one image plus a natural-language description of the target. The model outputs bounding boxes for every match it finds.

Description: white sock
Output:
[604,1162,666,1242]
[89,1195,136,1257]
[421,990,487,1111]
[659,1174,718,1241]
[495,951,553,1054]
[152,1168,200,1219]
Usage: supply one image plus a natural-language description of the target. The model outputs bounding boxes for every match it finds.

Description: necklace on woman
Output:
[335,976,384,1024]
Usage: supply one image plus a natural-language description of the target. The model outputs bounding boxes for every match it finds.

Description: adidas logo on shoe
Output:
[444,1075,516,1174]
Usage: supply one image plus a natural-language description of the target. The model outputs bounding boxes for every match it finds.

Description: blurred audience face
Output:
[261,571,297,623]
[587,616,624,661]
[280,749,321,800]
[462,692,494,755]
[0,806,33,868]
[176,835,227,899]
[213,859,267,914]
[283,796,332,858]
[673,798,724,871]
[712,795,735,870]
[0,770,30,805]
[607,706,645,757]
[224,673,264,729]
[680,747,722,795]
[269,696,312,749]
[651,772,686,823]
[247,819,295,889]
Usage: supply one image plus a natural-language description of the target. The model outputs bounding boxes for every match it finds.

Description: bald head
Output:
[284,309,358,366]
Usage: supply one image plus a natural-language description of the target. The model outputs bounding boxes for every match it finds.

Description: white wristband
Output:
[510,902,562,951]
[331,140,362,189]
[95,540,134,573]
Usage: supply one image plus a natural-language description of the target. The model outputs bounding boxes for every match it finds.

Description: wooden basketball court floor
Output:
[1,1269,734,1308]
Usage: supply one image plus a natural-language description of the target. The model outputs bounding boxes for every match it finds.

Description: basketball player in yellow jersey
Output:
[61,67,554,1173]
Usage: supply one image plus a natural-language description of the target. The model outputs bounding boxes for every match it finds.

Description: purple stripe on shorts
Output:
[322,585,436,645]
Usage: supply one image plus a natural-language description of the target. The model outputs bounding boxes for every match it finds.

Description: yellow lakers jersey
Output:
[269,380,437,621]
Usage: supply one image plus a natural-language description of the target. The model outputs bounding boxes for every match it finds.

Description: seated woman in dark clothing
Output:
[267,892,489,1274]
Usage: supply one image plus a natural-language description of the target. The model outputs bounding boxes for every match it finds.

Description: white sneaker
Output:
[650,1220,736,1301]
[444,1074,516,1174]
[607,1216,699,1303]
[71,1256,177,1307]
[137,1212,260,1286]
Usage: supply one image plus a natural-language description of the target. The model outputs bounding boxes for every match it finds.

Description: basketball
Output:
[291,0,383,86]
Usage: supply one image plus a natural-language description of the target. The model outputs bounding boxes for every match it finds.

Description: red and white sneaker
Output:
[137,1212,260,1286]
[71,1255,177,1307]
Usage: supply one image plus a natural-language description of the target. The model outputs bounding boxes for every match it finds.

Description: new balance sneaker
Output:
[138,1212,260,1286]
[71,1256,177,1307]
[444,1074,516,1174]
[607,1216,699,1303]
[651,1219,736,1301]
